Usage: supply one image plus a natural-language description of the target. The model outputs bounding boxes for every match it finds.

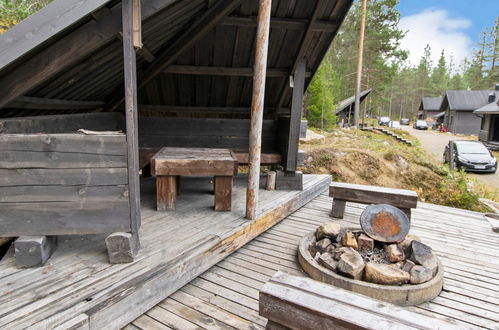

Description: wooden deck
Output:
[0,174,330,330]
[128,192,499,330]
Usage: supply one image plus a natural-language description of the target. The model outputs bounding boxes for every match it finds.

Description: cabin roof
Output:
[0,0,353,119]
[335,88,372,115]
[442,90,495,111]
[419,97,442,111]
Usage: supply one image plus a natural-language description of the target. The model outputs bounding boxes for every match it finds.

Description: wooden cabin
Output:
[441,90,495,135]
[475,84,499,149]
[418,96,442,123]
[335,88,372,125]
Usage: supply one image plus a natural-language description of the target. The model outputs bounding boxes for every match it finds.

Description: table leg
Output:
[157,175,177,211]
[331,199,346,219]
[214,176,232,211]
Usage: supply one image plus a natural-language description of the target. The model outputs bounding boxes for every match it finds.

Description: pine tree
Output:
[430,50,449,95]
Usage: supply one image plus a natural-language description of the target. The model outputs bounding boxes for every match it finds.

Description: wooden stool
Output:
[329,182,418,219]
[151,147,238,211]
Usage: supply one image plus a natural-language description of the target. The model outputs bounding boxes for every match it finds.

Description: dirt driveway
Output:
[400,126,499,190]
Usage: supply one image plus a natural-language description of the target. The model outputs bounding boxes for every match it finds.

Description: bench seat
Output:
[259,271,455,330]
[329,182,418,219]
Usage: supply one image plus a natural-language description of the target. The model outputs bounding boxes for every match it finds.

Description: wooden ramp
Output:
[128,192,499,329]
[0,174,330,329]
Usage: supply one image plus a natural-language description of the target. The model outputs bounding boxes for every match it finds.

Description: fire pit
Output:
[298,204,444,306]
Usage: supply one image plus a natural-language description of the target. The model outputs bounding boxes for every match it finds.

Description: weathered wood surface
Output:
[156,176,177,211]
[260,271,453,330]
[122,0,142,235]
[330,182,418,219]
[6,96,105,110]
[214,176,233,211]
[14,236,58,268]
[246,0,272,220]
[0,174,330,329]
[0,113,123,134]
[285,59,306,172]
[138,117,278,153]
[0,133,130,237]
[0,168,128,186]
[152,147,237,177]
[128,190,499,330]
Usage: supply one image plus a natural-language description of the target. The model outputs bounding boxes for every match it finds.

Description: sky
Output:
[396,0,498,68]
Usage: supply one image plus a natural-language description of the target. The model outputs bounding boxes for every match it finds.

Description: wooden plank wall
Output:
[138,117,278,152]
[0,134,130,237]
[0,113,124,134]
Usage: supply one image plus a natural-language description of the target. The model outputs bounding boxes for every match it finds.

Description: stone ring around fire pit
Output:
[298,229,444,306]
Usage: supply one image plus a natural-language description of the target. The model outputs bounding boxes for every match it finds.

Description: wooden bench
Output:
[259,271,456,330]
[329,182,418,219]
[151,147,238,212]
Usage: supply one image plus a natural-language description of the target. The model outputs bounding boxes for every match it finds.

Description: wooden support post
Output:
[14,236,57,268]
[246,0,272,220]
[121,0,141,259]
[157,176,177,211]
[331,199,346,219]
[105,232,140,264]
[286,59,306,172]
[266,171,277,191]
[214,176,233,211]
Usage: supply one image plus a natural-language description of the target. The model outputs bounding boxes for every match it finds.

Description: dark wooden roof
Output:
[0,0,353,119]
[335,88,372,115]
[418,97,442,111]
[441,90,495,111]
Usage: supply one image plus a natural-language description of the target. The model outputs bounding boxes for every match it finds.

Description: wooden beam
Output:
[0,0,178,109]
[220,16,337,32]
[0,0,112,71]
[137,104,254,114]
[246,0,272,220]
[6,96,105,110]
[286,59,306,172]
[164,65,311,77]
[122,0,141,236]
[118,32,155,62]
[107,0,245,111]
[275,0,327,112]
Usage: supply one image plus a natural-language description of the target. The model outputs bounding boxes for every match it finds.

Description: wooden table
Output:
[151,147,237,211]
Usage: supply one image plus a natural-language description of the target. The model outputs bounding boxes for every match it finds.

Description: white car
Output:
[389,121,401,129]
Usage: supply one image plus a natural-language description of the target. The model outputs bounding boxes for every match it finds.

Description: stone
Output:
[337,249,365,280]
[385,244,405,263]
[315,238,332,254]
[400,234,421,251]
[357,233,374,251]
[315,222,341,240]
[409,241,438,274]
[106,232,140,264]
[410,265,433,284]
[318,253,338,272]
[341,232,358,249]
[313,252,321,261]
[332,246,356,261]
[15,236,57,268]
[364,262,410,285]
[402,260,416,273]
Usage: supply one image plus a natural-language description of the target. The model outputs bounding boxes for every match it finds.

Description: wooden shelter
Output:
[0,0,353,259]
[418,96,443,122]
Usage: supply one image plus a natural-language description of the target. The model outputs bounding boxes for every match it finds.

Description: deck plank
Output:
[130,191,499,329]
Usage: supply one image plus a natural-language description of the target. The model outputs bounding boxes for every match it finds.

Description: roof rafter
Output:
[107,0,245,111]
[0,0,178,109]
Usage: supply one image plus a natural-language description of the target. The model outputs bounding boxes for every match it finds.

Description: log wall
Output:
[0,133,130,237]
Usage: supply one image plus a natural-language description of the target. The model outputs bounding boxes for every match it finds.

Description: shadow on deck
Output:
[0,174,331,329]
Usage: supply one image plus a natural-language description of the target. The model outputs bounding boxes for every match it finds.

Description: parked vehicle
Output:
[400,118,410,125]
[443,140,497,173]
[389,121,401,129]
[378,117,390,126]
[413,120,428,130]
